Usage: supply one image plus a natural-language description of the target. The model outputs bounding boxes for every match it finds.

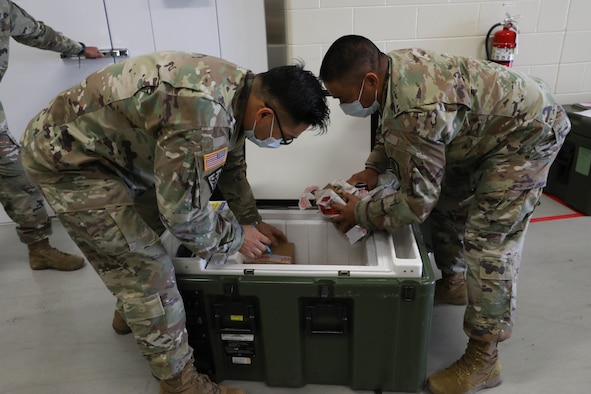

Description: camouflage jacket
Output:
[356,48,571,232]
[23,52,262,258]
[0,0,83,85]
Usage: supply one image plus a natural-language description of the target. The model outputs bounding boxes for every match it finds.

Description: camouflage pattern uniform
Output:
[0,0,84,244]
[21,51,263,379]
[354,48,571,342]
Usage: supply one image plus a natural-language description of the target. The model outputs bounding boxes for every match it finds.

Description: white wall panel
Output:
[104,0,156,59]
[216,0,267,73]
[147,0,220,55]
[0,0,269,223]
[0,0,114,223]
[1,0,113,143]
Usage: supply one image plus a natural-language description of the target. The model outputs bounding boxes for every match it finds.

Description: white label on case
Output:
[232,357,252,365]
[221,333,255,342]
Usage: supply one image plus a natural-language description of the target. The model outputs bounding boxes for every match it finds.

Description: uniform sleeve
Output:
[9,1,82,56]
[354,107,464,232]
[216,136,262,225]
[154,129,244,259]
[365,132,390,174]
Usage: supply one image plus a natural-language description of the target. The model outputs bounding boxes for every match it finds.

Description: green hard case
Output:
[176,221,435,392]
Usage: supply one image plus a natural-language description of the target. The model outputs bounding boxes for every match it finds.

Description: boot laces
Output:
[161,361,222,394]
[31,244,69,258]
[449,343,484,381]
[184,363,222,394]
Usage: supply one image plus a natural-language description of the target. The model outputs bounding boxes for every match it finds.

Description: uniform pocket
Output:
[61,206,160,257]
[104,205,160,253]
[123,293,166,323]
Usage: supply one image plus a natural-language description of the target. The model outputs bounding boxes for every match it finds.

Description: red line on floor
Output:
[531,212,585,223]
[542,193,585,213]
[531,193,587,222]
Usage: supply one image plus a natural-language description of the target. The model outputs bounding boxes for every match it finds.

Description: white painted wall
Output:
[0,0,268,223]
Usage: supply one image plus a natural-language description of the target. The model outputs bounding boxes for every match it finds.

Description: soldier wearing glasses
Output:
[21,51,329,394]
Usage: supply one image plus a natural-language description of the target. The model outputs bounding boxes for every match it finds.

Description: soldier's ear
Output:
[364,72,379,88]
[255,106,273,121]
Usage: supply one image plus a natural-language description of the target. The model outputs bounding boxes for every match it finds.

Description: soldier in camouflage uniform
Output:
[320,35,570,394]
[0,0,102,270]
[21,51,329,394]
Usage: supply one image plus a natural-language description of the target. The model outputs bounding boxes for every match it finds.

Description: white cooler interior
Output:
[164,209,422,278]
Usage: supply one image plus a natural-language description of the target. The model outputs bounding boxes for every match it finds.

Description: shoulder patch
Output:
[203,147,228,171]
[207,168,223,193]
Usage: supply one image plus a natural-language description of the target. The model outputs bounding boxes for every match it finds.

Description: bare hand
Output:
[239,225,272,258]
[84,46,105,59]
[347,168,379,190]
[254,221,287,246]
[330,191,360,233]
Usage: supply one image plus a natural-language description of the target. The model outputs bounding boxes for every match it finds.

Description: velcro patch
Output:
[203,147,228,171]
[207,168,223,192]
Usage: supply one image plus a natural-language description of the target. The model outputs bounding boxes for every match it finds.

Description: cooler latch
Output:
[402,284,416,301]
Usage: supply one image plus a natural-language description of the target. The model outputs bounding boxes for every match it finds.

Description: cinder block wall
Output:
[285,0,591,105]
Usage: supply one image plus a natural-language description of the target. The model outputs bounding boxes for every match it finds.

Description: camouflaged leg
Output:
[56,205,192,380]
[429,164,475,276]
[0,126,51,244]
[462,188,543,342]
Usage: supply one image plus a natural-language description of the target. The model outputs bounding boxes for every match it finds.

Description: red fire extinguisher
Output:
[486,13,520,67]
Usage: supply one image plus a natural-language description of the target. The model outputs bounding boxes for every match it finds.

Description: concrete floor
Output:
[0,194,589,394]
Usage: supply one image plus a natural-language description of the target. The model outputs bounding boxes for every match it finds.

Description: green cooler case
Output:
[168,209,435,392]
[545,104,591,214]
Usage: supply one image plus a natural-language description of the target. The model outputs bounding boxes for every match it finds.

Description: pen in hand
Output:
[251,225,272,254]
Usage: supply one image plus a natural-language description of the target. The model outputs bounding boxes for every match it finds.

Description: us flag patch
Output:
[203,147,228,171]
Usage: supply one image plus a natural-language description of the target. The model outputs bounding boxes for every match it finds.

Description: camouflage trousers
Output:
[429,178,543,343]
[0,103,51,244]
[34,176,191,380]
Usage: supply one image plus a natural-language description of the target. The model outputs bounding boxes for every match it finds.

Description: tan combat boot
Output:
[159,358,246,394]
[427,339,502,394]
[434,272,468,305]
[112,310,132,335]
[28,238,85,271]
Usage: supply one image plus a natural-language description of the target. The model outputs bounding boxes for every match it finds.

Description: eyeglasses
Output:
[265,102,293,145]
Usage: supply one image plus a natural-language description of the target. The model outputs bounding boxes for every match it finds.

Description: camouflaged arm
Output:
[354,190,424,233]
[356,132,446,233]
[216,140,261,225]
[155,131,244,258]
[364,135,389,174]
[9,2,82,56]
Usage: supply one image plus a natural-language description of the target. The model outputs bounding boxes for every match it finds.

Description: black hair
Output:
[319,35,382,83]
[259,63,330,133]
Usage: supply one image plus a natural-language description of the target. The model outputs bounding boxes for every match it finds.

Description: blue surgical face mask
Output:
[244,116,281,149]
[339,78,380,118]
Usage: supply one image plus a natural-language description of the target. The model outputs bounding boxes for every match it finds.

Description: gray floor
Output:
[0,194,589,394]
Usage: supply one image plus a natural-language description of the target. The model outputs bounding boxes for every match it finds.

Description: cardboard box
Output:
[244,242,295,264]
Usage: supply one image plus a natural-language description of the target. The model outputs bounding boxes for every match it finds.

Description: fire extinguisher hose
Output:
[485,22,502,61]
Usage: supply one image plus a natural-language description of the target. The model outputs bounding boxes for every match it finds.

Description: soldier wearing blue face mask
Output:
[244,102,293,148]
[339,77,380,118]
[320,35,569,394]
[21,51,329,394]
